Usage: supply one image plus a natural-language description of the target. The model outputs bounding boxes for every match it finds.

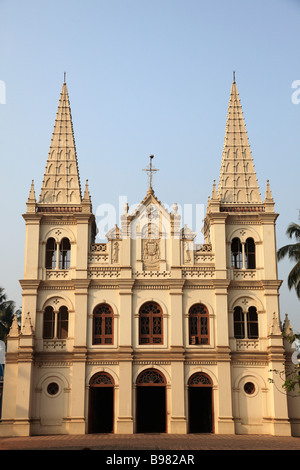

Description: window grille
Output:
[188,303,209,345]
[93,303,114,345]
[139,302,163,345]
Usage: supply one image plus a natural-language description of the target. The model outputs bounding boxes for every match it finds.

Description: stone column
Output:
[213,279,235,434]
[267,312,291,436]
[69,279,90,434]
[169,280,186,433]
[14,313,34,436]
[116,280,134,433]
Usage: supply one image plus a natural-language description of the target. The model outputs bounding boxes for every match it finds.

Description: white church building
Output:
[0,77,299,437]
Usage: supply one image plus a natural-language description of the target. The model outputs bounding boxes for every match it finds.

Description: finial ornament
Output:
[64,71,66,83]
[233,70,236,82]
[143,155,159,192]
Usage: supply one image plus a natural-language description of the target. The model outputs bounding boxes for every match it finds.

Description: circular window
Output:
[47,382,59,396]
[244,382,255,395]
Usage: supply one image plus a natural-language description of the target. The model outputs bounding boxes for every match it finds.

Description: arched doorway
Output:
[88,372,114,433]
[188,372,213,433]
[136,368,166,433]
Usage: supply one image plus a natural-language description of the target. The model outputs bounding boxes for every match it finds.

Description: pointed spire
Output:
[39,81,82,205]
[8,314,20,338]
[26,180,37,213]
[207,180,220,213]
[283,313,293,337]
[211,180,219,200]
[218,77,262,205]
[269,312,282,336]
[83,179,91,201]
[21,312,33,336]
[264,180,273,201]
[82,179,92,212]
[28,180,36,200]
[264,179,275,212]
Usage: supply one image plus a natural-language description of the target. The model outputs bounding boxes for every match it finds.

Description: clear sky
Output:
[0,0,299,332]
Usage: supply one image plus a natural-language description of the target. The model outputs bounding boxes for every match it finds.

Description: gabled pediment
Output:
[123,188,176,241]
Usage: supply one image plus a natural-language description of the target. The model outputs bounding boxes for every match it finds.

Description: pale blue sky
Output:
[0,0,299,331]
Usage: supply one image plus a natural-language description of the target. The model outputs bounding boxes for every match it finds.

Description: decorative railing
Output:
[232,269,256,280]
[194,244,214,263]
[89,243,109,263]
[88,267,120,279]
[43,340,66,351]
[46,270,71,280]
[182,267,215,279]
[236,340,259,351]
[90,243,107,252]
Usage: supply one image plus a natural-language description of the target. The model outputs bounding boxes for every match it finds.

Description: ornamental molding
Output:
[34,361,73,367]
[39,285,75,290]
[89,283,119,289]
[133,361,171,365]
[185,360,217,365]
[41,220,77,225]
[232,361,268,366]
[86,361,119,365]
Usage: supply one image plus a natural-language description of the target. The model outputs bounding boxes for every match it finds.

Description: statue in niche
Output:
[112,241,119,263]
[185,241,191,263]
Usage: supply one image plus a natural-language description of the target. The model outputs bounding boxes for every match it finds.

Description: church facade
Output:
[1,78,299,437]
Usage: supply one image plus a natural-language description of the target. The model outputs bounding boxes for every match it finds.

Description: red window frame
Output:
[139,301,163,345]
[93,303,114,345]
[188,303,209,345]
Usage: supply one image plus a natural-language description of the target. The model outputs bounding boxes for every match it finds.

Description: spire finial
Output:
[143,155,159,192]
[233,70,236,83]
[64,71,66,83]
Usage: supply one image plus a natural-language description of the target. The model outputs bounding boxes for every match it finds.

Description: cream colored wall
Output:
[1,193,299,438]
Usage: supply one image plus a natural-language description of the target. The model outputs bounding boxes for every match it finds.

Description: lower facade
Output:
[1,358,297,437]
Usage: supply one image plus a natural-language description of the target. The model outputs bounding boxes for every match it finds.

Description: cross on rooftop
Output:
[143,155,159,191]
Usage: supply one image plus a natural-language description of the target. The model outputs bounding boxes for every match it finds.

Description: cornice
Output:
[206,212,228,223]
[259,212,279,224]
[22,212,43,222]
[19,279,40,290]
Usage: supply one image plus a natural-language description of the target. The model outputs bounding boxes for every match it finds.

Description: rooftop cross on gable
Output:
[143,155,159,194]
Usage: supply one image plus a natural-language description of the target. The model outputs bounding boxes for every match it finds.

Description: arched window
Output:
[136,368,166,385]
[245,238,256,269]
[233,306,244,339]
[45,238,57,269]
[188,372,212,386]
[57,305,69,339]
[43,305,69,339]
[231,237,242,269]
[90,372,115,386]
[139,302,163,345]
[93,303,114,345]
[233,305,259,339]
[189,303,209,345]
[43,306,55,339]
[247,306,258,339]
[59,238,71,269]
